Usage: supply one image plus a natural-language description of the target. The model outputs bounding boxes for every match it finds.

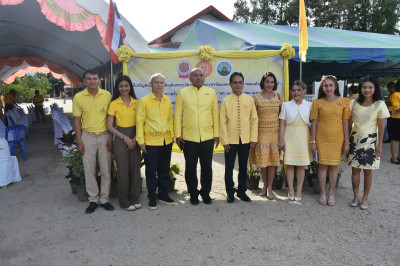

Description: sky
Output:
[116,0,237,42]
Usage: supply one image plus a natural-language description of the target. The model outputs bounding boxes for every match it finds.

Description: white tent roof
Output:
[0,0,148,81]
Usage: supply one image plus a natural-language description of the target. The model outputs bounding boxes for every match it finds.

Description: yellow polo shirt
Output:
[174,85,219,142]
[391,92,400,118]
[386,93,394,113]
[220,93,258,145]
[107,96,138,127]
[72,88,111,133]
[136,92,174,146]
[33,94,44,106]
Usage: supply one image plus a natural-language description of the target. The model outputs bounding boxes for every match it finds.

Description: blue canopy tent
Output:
[178,20,400,81]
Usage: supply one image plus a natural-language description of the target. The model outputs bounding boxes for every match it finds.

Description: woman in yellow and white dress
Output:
[278,81,312,201]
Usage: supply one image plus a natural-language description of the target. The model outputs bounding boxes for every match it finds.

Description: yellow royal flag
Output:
[299,0,308,62]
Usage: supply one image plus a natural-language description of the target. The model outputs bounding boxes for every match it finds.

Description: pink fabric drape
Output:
[1,56,82,87]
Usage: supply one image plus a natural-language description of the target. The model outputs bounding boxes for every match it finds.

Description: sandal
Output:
[328,196,335,206]
[319,195,327,206]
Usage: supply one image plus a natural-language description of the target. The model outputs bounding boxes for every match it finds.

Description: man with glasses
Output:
[220,72,258,203]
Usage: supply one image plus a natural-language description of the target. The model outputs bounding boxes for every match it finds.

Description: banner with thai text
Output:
[128,55,283,107]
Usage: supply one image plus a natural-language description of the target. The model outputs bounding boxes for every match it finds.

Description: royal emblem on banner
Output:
[196,60,213,78]
[177,60,191,79]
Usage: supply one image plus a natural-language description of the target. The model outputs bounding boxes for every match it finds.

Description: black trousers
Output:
[224,139,250,197]
[183,139,214,197]
[144,143,172,201]
[34,105,46,122]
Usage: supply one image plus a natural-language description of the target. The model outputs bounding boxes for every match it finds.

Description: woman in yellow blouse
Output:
[390,80,400,164]
[310,75,350,206]
[107,75,141,211]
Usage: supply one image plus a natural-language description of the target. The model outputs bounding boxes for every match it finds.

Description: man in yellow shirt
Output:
[384,82,395,143]
[32,89,46,122]
[136,73,175,210]
[174,68,219,205]
[73,69,113,214]
[4,89,17,126]
[220,72,258,203]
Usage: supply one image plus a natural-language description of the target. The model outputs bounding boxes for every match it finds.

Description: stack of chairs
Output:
[51,104,73,155]
[3,107,29,161]
[26,104,37,123]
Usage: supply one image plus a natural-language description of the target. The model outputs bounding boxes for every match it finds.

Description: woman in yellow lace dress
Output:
[249,72,283,199]
[310,75,350,206]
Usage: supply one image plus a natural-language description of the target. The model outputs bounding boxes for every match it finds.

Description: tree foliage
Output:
[0,73,51,103]
[233,0,400,34]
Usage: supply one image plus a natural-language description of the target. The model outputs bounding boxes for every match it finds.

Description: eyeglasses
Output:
[231,81,243,85]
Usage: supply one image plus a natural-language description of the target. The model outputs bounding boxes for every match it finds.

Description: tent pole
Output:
[110,61,114,95]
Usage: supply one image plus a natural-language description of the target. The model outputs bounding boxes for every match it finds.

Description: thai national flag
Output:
[104,0,126,64]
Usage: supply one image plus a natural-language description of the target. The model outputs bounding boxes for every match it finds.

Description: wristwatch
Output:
[120,134,125,140]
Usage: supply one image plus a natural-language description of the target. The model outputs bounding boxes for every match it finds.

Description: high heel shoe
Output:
[288,193,295,201]
[259,190,267,196]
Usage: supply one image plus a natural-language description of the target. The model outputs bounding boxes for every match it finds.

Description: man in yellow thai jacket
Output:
[220,72,258,203]
[174,68,219,205]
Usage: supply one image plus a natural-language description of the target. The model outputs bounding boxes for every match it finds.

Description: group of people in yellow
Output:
[72,68,399,214]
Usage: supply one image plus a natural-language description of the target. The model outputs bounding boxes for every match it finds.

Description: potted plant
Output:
[169,163,181,192]
[272,165,285,190]
[62,145,88,201]
[246,164,260,190]
[58,131,79,194]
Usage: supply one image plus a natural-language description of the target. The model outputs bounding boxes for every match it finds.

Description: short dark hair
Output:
[35,89,39,94]
[229,72,244,83]
[394,79,400,92]
[387,81,395,88]
[349,85,358,94]
[317,75,340,99]
[112,75,137,101]
[82,69,100,79]
[260,72,277,91]
[357,75,383,104]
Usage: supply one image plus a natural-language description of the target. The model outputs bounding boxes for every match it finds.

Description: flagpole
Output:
[110,61,114,95]
[300,56,302,81]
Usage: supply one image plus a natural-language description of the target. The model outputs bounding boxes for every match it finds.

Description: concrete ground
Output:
[0,98,399,265]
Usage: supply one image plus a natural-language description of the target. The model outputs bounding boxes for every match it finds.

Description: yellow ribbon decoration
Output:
[280,43,295,59]
[198,45,215,61]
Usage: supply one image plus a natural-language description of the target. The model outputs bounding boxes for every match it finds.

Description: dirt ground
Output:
[1,98,399,265]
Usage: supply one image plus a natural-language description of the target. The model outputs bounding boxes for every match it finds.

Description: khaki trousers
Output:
[82,131,111,204]
[113,126,141,208]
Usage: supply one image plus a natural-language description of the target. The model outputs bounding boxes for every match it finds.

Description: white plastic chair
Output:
[0,138,22,187]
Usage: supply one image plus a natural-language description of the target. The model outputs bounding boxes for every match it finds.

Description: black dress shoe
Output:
[100,202,114,211]
[237,193,251,202]
[190,196,199,205]
[390,158,400,164]
[85,202,98,214]
[201,194,212,204]
[227,196,234,203]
